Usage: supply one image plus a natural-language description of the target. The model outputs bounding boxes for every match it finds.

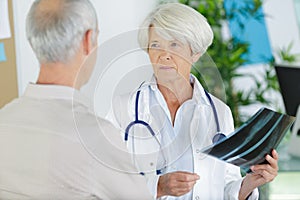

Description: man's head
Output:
[26,0,98,64]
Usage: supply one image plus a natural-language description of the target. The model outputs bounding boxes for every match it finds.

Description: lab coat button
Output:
[196,149,200,153]
[195,196,200,200]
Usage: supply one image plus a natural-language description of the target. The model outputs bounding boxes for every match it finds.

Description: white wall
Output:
[12,0,156,95]
[12,0,157,117]
[12,0,300,117]
[264,0,300,62]
[12,0,37,96]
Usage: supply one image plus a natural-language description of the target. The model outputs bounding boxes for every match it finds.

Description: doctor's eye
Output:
[170,40,183,48]
[149,43,160,49]
[170,42,179,47]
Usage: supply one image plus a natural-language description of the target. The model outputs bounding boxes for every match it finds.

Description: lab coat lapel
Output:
[190,104,215,149]
[191,104,226,199]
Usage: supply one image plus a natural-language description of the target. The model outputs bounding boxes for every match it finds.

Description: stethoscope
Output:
[124,83,226,175]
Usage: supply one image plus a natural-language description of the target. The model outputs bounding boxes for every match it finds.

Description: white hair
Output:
[138,3,213,55]
[26,0,98,63]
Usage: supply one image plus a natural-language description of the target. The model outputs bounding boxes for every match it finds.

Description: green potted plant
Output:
[177,0,299,127]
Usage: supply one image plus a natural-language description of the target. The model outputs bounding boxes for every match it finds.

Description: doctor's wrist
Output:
[239,175,256,200]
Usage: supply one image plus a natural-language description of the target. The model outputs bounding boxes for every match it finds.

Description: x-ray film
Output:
[202,107,295,172]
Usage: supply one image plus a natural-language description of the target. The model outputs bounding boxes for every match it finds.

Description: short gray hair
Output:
[26,0,98,63]
[138,3,213,55]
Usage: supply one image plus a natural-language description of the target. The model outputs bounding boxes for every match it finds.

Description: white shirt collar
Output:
[148,74,211,106]
[24,83,92,108]
[190,74,211,106]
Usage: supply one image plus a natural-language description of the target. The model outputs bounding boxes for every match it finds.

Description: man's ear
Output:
[192,52,201,63]
[82,29,94,55]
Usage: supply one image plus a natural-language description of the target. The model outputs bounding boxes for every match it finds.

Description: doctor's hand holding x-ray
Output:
[108,3,278,200]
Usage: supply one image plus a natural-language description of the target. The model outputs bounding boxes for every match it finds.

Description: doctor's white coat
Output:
[107,75,259,200]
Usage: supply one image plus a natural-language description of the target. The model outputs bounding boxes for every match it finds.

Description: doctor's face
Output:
[147,27,199,84]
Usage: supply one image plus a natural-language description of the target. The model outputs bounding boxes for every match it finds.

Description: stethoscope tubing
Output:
[124,82,227,175]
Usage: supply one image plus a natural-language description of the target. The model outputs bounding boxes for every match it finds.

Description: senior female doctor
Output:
[108,3,278,200]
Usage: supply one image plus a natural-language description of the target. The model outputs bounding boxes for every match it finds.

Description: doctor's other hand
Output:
[239,149,279,199]
[249,149,278,186]
[157,171,200,198]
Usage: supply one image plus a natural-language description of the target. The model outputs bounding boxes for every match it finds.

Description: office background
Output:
[3,0,299,116]
[1,0,300,199]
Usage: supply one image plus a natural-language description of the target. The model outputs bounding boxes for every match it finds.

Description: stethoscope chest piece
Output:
[212,133,226,144]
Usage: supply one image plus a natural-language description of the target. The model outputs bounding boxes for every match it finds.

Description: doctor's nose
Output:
[159,50,172,61]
